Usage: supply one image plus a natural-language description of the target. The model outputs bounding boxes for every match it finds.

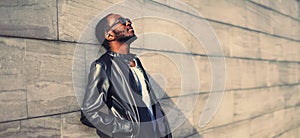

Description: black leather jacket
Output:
[81,51,172,138]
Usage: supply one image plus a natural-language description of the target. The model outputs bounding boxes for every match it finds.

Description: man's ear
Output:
[105,30,115,41]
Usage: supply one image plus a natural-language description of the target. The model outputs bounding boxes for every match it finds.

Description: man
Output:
[80,13,172,138]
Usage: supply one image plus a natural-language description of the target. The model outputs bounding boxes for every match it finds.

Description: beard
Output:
[113,29,137,43]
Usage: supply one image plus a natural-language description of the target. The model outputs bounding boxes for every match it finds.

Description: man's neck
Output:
[110,41,130,54]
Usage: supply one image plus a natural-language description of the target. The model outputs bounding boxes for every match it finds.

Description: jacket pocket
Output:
[111,96,127,119]
[111,96,137,123]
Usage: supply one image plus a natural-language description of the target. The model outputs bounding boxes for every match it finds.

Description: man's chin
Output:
[120,35,137,44]
[129,35,137,42]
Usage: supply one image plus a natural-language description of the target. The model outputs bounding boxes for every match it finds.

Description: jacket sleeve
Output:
[81,61,137,137]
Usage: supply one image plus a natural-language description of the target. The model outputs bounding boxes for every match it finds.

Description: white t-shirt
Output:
[129,61,153,116]
[130,59,157,133]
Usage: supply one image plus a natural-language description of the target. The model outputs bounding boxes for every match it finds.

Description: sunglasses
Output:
[107,17,131,32]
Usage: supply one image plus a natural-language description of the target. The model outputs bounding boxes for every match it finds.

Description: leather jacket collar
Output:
[107,51,137,61]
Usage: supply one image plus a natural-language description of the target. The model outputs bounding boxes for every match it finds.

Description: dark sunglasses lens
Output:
[125,18,131,23]
[107,18,131,31]
[120,18,127,25]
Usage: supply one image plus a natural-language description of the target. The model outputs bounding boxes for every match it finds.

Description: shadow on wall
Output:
[148,75,203,138]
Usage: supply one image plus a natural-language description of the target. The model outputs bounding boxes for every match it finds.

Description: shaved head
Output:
[95,13,113,50]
